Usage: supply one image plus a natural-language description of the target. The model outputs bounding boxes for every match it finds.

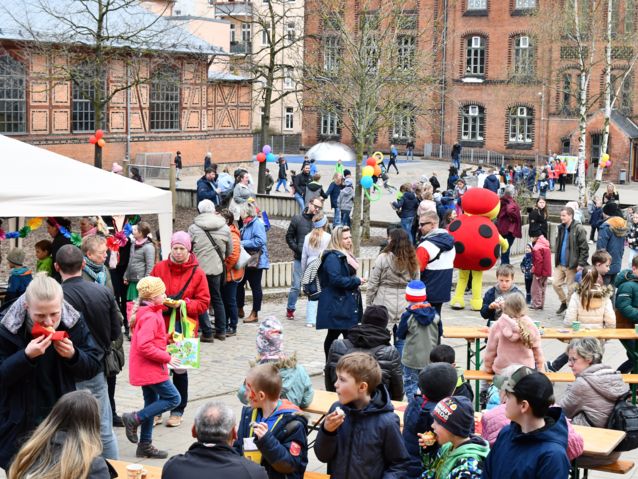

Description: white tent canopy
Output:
[0,134,173,258]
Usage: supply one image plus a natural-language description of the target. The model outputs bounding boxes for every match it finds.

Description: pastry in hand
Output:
[419,431,437,447]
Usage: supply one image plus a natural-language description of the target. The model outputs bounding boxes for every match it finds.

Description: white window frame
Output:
[515,0,536,9]
[508,106,533,144]
[284,67,293,89]
[323,36,339,72]
[461,105,485,141]
[230,24,236,43]
[397,36,416,70]
[241,23,252,43]
[514,35,534,77]
[286,22,296,45]
[466,36,486,76]
[262,27,270,45]
[284,107,294,130]
[392,106,415,140]
[467,0,487,10]
[321,111,339,136]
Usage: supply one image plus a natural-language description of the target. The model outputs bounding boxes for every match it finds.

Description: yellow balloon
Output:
[373,151,384,163]
[362,166,374,177]
[602,153,610,162]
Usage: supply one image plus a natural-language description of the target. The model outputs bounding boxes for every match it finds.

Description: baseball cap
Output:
[496,366,554,403]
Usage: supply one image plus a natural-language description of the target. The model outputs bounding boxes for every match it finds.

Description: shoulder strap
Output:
[204,230,226,263]
[170,265,198,300]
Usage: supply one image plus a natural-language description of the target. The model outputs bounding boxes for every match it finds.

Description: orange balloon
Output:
[97,138,106,148]
[373,165,382,176]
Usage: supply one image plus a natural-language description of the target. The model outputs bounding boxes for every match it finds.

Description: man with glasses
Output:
[415,211,456,316]
[285,198,324,320]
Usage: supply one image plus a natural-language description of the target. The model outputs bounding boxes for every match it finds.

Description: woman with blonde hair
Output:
[301,212,331,327]
[8,390,112,479]
[603,182,620,204]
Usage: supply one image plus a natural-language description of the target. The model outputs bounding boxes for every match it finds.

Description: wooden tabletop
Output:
[108,459,163,479]
[444,326,638,341]
[573,425,626,456]
[303,390,406,425]
[464,369,638,384]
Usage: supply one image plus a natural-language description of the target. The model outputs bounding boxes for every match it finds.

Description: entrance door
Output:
[591,133,602,169]
[632,140,638,182]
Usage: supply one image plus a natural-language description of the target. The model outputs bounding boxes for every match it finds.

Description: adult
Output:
[429,172,440,192]
[325,305,404,401]
[415,210,456,315]
[130,167,143,182]
[0,274,101,470]
[219,209,244,336]
[150,232,210,427]
[316,226,364,359]
[602,182,620,204]
[197,168,221,206]
[366,229,419,338]
[56,245,122,459]
[446,166,459,191]
[451,143,461,169]
[175,151,183,181]
[189,200,232,341]
[557,338,629,467]
[387,144,399,174]
[393,183,419,243]
[103,215,132,336]
[8,391,115,479]
[124,221,156,305]
[301,212,331,327]
[275,155,289,193]
[80,216,99,238]
[81,235,113,291]
[237,202,270,324]
[46,217,72,283]
[596,201,628,285]
[325,173,343,227]
[555,159,567,192]
[292,163,312,212]
[483,168,500,193]
[553,206,589,315]
[285,198,324,320]
[615,260,638,373]
[233,171,254,206]
[406,139,415,160]
[162,401,267,479]
[204,152,213,171]
[496,185,522,265]
[528,197,549,239]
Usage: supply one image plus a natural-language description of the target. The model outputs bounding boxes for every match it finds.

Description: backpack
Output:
[301,257,322,301]
[607,392,638,452]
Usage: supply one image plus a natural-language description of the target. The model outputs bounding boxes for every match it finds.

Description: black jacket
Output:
[325,324,404,401]
[393,191,419,219]
[292,172,311,197]
[163,442,268,479]
[50,234,72,282]
[286,210,314,260]
[528,208,549,238]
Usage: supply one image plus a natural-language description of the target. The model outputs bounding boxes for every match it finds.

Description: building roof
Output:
[208,71,252,82]
[0,0,222,55]
[611,110,638,139]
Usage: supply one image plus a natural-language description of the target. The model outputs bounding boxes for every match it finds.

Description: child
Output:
[34,239,53,276]
[520,243,533,304]
[529,229,552,310]
[589,196,604,243]
[237,317,314,408]
[483,367,570,478]
[5,248,33,302]
[396,280,443,399]
[235,363,308,479]
[576,249,610,285]
[538,173,549,198]
[121,277,181,459]
[430,344,474,402]
[315,352,409,478]
[627,209,638,262]
[338,178,354,227]
[479,264,524,326]
[402,363,458,477]
[265,168,274,195]
[275,156,289,193]
[304,173,326,205]
[421,396,490,479]
[335,158,344,176]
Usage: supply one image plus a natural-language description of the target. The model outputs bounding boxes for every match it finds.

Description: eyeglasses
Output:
[419,222,433,227]
[567,356,580,364]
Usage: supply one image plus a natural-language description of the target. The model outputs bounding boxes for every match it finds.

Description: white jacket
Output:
[564,290,615,329]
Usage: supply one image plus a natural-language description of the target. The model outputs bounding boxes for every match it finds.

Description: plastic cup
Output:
[571,321,581,332]
[533,321,541,329]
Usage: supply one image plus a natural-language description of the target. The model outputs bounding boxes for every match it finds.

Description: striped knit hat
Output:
[406,280,427,303]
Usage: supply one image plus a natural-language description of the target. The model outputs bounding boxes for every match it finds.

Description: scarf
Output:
[345,251,359,271]
[81,227,97,238]
[83,256,107,285]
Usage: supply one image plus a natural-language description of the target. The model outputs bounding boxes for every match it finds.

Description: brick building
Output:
[0,0,253,170]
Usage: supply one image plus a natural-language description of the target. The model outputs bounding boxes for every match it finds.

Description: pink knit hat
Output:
[171,231,192,251]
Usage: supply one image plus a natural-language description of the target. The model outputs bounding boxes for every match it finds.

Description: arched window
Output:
[465,36,486,76]
[461,104,485,142]
[0,55,26,134]
[508,106,534,145]
[72,63,106,133]
[150,66,180,131]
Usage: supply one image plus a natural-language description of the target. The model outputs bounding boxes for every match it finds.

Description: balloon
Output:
[373,165,382,176]
[373,151,384,163]
[97,139,106,148]
[256,152,266,162]
[602,153,610,163]
[266,153,276,162]
[366,158,376,167]
[364,183,383,202]
[606,160,612,168]
[360,176,373,189]
[362,166,374,177]
[89,135,97,144]
[95,129,104,140]
[262,145,271,155]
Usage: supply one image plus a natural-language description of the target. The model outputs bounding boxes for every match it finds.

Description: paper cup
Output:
[571,321,581,332]
[533,321,541,329]
[126,464,144,479]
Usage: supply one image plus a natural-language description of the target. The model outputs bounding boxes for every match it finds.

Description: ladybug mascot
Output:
[448,188,509,310]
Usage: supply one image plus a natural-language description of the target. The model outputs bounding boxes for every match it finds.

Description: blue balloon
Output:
[266,152,276,162]
[360,176,373,189]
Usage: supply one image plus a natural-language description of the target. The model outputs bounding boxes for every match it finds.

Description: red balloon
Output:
[95,129,104,140]
[88,135,97,144]
[366,158,376,167]
[256,152,266,163]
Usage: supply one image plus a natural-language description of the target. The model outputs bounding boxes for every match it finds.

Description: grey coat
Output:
[189,213,232,276]
[337,184,354,211]
[124,239,155,282]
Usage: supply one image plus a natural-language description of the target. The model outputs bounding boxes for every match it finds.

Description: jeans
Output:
[403,366,420,400]
[171,370,188,416]
[590,225,598,242]
[77,372,119,459]
[275,179,288,191]
[524,275,533,303]
[392,324,405,357]
[306,300,318,325]
[294,193,305,212]
[237,268,264,312]
[341,210,351,227]
[333,207,341,226]
[222,280,239,331]
[500,233,515,265]
[452,157,460,169]
[139,379,181,443]
[406,148,414,160]
[287,259,302,311]
[206,274,227,335]
[400,217,414,243]
[387,158,399,174]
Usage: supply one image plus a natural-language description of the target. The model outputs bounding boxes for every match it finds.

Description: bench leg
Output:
[475,338,481,410]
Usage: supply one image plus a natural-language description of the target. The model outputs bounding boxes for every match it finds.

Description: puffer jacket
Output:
[338,184,354,211]
[483,313,544,374]
[393,191,419,219]
[615,269,638,323]
[226,224,245,283]
[558,364,629,427]
[189,213,232,276]
[531,235,552,277]
[366,253,419,324]
[564,286,615,329]
[396,303,442,370]
[483,174,500,193]
[597,216,629,275]
[124,239,155,282]
[325,323,404,401]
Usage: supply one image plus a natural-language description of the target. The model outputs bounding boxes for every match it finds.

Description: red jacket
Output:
[532,235,552,277]
[555,162,567,176]
[497,196,522,238]
[129,304,171,386]
[150,253,210,333]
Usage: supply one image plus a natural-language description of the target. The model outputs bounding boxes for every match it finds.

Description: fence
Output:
[132,152,172,180]
[253,134,302,155]
[175,189,300,218]
[424,143,505,167]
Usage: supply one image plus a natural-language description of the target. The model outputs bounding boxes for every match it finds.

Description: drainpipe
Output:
[439,0,449,146]
[125,63,131,163]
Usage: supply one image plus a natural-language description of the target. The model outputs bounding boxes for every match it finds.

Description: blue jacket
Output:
[393,191,419,219]
[597,217,629,275]
[326,181,342,209]
[483,174,500,193]
[315,385,409,479]
[520,252,533,279]
[447,174,459,191]
[241,218,270,269]
[482,407,570,479]
[5,268,32,302]
[234,401,308,479]
[196,176,220,205]
[418,230,456,303]
[316,250,362,330]
[402,395,439,477]
[480,285,524,325]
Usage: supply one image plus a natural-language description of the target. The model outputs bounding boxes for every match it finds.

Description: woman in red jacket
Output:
[150,231,210,427]
[555,159,567,191]
[496,185,522,265]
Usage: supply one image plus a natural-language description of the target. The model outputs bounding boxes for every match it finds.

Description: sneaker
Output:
[154,415,162,426]
[306,323,315,328]
[556,302,567,315]
[286,309,295,320]
[121,412,140,443]
[166,415,182,427]
[112,414,124,428]
[226,328,237,337]
[136,442,168,459]
[546,361,557,373]
[214,333,226,341]
[588,240,594,244]
[200,334,215,343]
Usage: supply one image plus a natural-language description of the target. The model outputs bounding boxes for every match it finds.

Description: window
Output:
[513,35,534,78]
[398,12,418,30]
[323,36,340,72]
[508,106,533,144]
[560,71,579,115]
[320,110,339,136]
[365,37,379,73]
[591,133,603,167]
[286,22,295,45]
[562,138,571,154]
[150,66,180,131]
[285,107,294,129]
[465,36,485,76]
[626,0,635,34]
[612,73,633,115]
[262,27,270,45]
[0,55,26,134]
[284,67,294,88]
[392,105,416,141]
[515,0,536,9]
[467,0,487,10]
[397,36,416,70]
[230,24,236,43]
[241,23,252,43]
[461,105,485,142]
[71,64,106,133]
[360,12,380,31]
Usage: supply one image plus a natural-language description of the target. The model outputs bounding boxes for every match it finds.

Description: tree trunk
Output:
[595,0,613,185]
[577,70,588,207]
[362,146,371,240]
[352,142,364,256]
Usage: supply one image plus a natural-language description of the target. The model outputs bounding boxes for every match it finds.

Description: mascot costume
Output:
[448,188,509,310]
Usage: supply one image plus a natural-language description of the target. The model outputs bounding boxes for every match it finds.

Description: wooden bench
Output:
[588,460,635,474]
[303,390,406,426]
[464,370,638,384]
[304,472,330,479]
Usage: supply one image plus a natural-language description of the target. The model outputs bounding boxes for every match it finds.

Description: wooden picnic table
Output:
[572,425,626,457]
[464,369,638,384]
[304,390,406,426]
[108,459,162,479]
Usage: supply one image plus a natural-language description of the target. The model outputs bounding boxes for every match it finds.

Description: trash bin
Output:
[620,169,627,184]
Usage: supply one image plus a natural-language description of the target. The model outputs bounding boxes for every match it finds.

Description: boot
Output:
[238,307,245,319]
[121,412,140,443]
[556,302,567,315]
[136,442,168,459]
[243,311,258,323]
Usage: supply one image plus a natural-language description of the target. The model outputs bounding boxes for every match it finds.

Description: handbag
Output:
[246,249,262,269]
[167,302,200,369]
[104,336,125,376]
[235,245,251,270]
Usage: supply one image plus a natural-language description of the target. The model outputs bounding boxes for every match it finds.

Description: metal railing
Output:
[230,41,252,54]
[131,152,172,180]
[424,143,505,167]
[253,134,302,154]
